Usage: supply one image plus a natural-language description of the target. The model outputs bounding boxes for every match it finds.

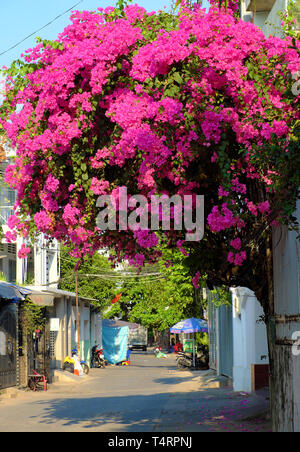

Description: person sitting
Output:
[174,342,183,353]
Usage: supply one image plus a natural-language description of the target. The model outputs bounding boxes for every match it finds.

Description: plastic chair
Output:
[121,349,132,366]
[28,370,47,391]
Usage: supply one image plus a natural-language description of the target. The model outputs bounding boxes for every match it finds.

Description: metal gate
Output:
[208,300,217,370]
[218,303,233,378]
[0,302,17,389]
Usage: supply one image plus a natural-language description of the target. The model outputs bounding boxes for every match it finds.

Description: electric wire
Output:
[0,1,84,57]
[38,246,162,274]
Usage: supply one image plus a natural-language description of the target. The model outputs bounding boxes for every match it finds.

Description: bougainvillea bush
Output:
[0,2,299,307]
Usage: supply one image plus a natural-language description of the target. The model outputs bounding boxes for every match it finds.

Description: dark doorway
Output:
[0,301,17,389]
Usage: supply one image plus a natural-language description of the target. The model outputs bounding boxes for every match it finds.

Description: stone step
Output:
[51,369,88,385]
[0,387,20,400]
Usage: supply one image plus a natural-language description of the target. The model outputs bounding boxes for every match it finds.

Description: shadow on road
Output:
[26,387,271,432]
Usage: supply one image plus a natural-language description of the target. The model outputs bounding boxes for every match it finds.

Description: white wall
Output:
[52,297,102,369]
[241,0,287,36]
[231,287,269,392]
[91,311,102,349]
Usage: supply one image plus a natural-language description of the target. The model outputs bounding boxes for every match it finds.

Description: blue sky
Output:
[0,0,210,71]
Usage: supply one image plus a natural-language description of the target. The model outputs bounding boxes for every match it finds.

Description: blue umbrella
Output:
[170,317,208,334]
[170,318,208,367]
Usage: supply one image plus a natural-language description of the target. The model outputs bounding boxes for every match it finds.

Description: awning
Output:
[0,282,26,301]
[40,287,97,303]
[3,284,55,306]
[22,286,95,306]
[247,0,275,12]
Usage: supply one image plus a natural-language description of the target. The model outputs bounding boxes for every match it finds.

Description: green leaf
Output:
[173,72,183,84]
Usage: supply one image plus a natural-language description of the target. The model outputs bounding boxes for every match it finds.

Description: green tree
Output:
[59,246,118,310]
[104,247,205,331]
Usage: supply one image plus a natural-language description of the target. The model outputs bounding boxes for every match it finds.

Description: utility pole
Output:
[75,260,81,361]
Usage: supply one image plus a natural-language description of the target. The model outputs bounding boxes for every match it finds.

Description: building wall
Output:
[272,201,300,431]
[90,311,103,351]
[231,287,269,392]
[51,297,102,370]
[0,155,60,288]
[241,0,287,36]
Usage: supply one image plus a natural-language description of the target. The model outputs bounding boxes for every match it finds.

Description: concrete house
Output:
[207,287,269,392]
[0,144,102,387]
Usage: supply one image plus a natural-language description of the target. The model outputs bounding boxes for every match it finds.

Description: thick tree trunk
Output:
[267,214,300,432]
[259,233,277,431]
[265,320,296,432]
[152,328,159,343]
[259,230,300,432]
[243,232,288,431]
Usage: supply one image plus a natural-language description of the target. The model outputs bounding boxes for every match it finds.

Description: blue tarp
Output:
[102,325,129,364]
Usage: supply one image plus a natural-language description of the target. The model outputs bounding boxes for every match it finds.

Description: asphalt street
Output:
[0,351,271,432]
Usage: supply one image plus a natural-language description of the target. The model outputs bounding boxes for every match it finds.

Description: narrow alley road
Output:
[0,351,271,432]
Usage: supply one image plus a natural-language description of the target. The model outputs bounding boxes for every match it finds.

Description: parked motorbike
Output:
[72,349,89,374]
[62,349,89,375]
[91,344,106,368]
[176,346,209,370]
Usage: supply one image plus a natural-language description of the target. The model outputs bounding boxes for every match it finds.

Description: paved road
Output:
[0,351,271,432]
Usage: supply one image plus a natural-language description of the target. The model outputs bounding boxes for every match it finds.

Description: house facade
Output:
[0,145,103,388]
[207,287,269,391]
[230,287,269,393]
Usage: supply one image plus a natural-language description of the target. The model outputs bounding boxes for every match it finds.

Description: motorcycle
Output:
[62,349,89,375]
[91,344,106,368]
[176,346,209,370]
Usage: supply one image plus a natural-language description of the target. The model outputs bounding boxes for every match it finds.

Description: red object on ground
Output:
[28,370,47,391]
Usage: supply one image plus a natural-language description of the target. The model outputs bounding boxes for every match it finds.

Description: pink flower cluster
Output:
[18,244,31,259]
[0,3,298,267]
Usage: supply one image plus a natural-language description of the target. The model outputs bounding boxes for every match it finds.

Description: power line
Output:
[0,1,84,57]
[34,245,166,279]
[81,272,165,278]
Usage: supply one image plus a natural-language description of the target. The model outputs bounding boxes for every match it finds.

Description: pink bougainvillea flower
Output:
[17,243,31,259]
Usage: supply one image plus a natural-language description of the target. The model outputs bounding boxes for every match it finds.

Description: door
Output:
[0,302,17,389]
